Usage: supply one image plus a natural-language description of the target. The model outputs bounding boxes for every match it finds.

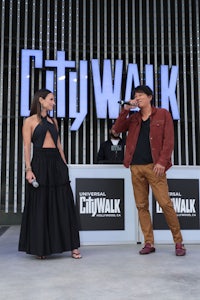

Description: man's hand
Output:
[153,163,165,177]
[124,99,138,110]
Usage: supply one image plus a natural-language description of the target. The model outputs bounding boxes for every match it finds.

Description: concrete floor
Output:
[0,226,200,300]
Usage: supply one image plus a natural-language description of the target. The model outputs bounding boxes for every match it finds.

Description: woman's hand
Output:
[26,170,36,184]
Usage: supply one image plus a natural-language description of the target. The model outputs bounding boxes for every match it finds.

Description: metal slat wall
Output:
[0,0,199,216]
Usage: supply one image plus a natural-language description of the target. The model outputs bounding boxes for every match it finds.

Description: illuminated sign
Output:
[20,49,180,130]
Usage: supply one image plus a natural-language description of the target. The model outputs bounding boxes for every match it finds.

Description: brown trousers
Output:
[130,164,183,245]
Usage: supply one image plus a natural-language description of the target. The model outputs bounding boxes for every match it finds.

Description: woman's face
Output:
[39,93,55,111]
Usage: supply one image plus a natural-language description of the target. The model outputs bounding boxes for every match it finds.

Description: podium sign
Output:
[76,178,124,230]
[153,179,199,230]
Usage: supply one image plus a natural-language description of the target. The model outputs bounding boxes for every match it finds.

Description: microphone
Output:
[118,100,137,106]
[31,178,39,188]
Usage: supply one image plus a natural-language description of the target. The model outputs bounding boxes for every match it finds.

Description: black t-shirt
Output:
[131,118,153,165]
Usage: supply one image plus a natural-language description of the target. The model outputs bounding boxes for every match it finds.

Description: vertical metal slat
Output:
[139,0,143,83]
[195,0,200,146]
[93,0,98,163]
[60,0,65,161]
[82,0,87,164]
[13,0,21,213]
[75,0,79,164]
[153,0,158,106]
[181,1,189,164]
[21,0,29,212]
[5,0,13,212]
[0,0,6,209]
[146,0,150,64]
[188,0,196,164]
[67,0,72,163]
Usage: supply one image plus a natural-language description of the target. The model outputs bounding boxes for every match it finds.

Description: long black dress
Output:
[18,116,80,256]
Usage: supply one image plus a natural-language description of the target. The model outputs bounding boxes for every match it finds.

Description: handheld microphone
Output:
[118,100,137,106]
[31,178,39,188]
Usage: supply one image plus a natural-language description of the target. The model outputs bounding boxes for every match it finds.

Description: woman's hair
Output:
[30,88,52,116]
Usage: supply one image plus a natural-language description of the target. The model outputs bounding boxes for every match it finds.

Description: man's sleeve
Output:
[112,109,130,133]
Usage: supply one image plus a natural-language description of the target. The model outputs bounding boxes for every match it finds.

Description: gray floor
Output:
[0,226,199,300]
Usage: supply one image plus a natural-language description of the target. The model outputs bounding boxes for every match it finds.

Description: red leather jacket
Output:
[112,106,174,170]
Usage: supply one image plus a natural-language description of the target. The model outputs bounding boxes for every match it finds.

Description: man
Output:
[111,85,186,256]
[97,130,125,164]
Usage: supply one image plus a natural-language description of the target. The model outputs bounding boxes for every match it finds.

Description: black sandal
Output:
[36,256,47,259]
[71,250,82,259]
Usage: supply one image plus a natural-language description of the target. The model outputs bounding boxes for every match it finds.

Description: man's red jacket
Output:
[112,106,174,170]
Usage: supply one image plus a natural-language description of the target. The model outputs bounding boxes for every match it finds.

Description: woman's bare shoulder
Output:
[52,117,58,124]
[25,114,38,121]
[23,114,39,126]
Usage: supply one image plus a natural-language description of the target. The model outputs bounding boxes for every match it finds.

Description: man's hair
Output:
[133,85,153,97]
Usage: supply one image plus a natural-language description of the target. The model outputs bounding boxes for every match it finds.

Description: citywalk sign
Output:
[20,49,180,130]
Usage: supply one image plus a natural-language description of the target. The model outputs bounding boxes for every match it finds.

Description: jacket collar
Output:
[137,106,157,119]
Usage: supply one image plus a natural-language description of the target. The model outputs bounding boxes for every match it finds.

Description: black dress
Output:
[18,116,80,256]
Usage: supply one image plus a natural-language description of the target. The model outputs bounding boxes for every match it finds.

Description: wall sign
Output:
[20,49,180,130]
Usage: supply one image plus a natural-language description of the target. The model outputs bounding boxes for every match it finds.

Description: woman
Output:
[18,89,81,259]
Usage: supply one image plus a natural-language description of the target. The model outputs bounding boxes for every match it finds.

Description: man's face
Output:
[134,92,152,109]
[110,130,120,139]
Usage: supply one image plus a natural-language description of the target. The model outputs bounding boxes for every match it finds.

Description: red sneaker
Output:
[175,243,186,256]
[139,243,156,255]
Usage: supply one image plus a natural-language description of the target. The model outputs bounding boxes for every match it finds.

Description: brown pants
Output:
[130,164,183,245]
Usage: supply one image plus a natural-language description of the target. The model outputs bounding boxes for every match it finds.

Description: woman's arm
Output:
[54,118,67,164]
[22,117,36,183]
[57,136,67,164]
